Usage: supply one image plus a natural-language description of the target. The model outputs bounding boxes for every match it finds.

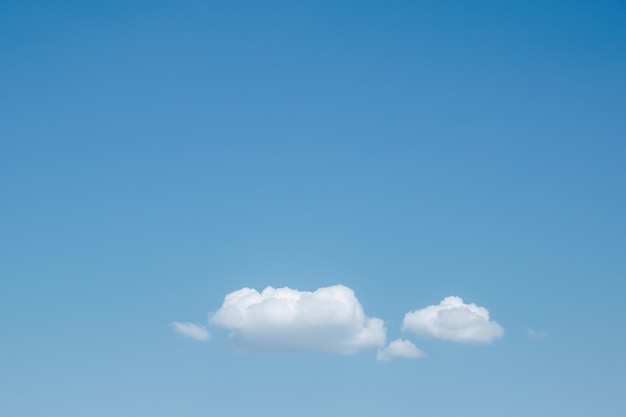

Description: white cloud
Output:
[402,296,504,344]
[376,339,425,363]
[526,327,547,339]
[209,284,386,354]
[171,322,210,341]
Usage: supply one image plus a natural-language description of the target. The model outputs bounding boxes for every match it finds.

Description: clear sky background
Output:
[1,1,625,416]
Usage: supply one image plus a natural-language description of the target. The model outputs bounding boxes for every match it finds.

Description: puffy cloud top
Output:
[402,296,504,344]
[210,285,386,354]
[376,339,425,362]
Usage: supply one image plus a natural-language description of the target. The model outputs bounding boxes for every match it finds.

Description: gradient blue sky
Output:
[2,1,626,416]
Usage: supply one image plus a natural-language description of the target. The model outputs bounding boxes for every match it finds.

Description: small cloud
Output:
[171,322,210,341]
[402,296,504,344]
[376,339,425,363]
[526,327,547,339]
[209,285,386,354]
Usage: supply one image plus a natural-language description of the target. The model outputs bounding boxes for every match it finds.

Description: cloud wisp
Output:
[171,322,210,341]
[376,339,425,363]
[402,296,504,344]
[526,327,547,339]
[209,284,386,354]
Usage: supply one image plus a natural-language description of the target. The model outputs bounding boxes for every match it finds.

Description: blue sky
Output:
[1,1,625,415]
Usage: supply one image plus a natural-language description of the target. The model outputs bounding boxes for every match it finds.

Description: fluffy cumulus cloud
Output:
[402,296,504,344]
[171,322,210,341]
[210,285,386,354]
[376,338,425,363]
